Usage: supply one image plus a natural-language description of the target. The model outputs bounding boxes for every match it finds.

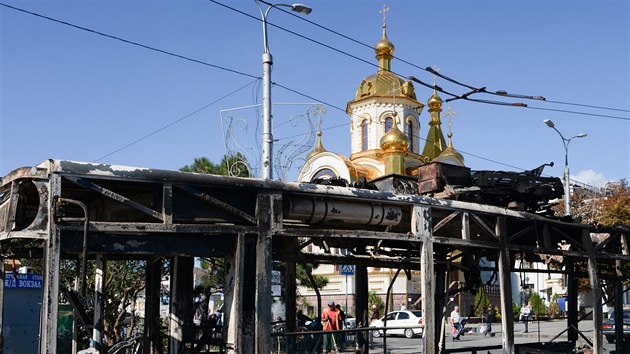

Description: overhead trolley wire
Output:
[4,1,627,121]
[0,2,259,80]
[248,0,630,114]
[2,2,625,179]
[207,0,630,120]
[94,79,259,162]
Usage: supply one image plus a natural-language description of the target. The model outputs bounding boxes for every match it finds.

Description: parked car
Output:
[369,310,423,338]
[601,309,630,343]
[345,315,356,329]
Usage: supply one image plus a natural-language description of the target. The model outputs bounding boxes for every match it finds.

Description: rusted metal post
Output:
[169,256,193,353]
[583,231,602,353]
[145,257,163,354]
[354,264,369,354]
[92,254,106,352]
[567,259,578,343]
[496,216,515,354]
[434,253,446,354]
[616,233,629,351]
[413,205,435,354]
[225,232,246,354]
[285,239,297,352]
[382,268,401,353]
[255,193,281,354]
[614,280,624,351]
[41,174,61,354]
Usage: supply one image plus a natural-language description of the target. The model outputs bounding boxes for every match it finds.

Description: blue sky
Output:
[1,0,628,186]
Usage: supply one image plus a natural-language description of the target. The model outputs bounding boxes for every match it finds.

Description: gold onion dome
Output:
[428,89,443,110]
[434,132,465,166]
[354,25,416,101]
[380,122,409,152]
[306,130,326,160]
[375,25,394,57]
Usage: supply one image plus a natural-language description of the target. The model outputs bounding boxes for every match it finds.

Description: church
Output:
[297,18,465,186]
[295,15,469,316]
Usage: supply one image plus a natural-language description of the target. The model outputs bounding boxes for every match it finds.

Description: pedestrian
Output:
[297,309,311,328]
[400,303,407,310]
[370,304,380,324]
[321,301,340,353]
[208,313,218,338]
[483,305,494,336]
[335,304,346,349]
[449,306,463,340]
[520,301,532,333]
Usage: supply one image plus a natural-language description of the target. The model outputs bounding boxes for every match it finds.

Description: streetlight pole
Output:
[255,0,312,179]
[543,119,587,216]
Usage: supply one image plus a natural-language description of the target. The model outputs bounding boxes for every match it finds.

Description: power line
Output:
[268,2,630,114]
[0,2,259,80]
[5,1,627,123]
[94,79,259,162]
[3,2,622,179]
[207,0,630,120]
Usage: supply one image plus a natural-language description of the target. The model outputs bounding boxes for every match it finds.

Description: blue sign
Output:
[4,273,43,289]
[340,265,355,276]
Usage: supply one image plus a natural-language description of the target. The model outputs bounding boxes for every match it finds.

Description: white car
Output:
[369,310,423,338]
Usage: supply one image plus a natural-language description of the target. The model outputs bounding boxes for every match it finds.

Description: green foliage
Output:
[473,287,490,317]
[180,153,250,177]
[296,263,328,289]
[194,258,225,296]
[512,301,521,319]
[528,292,546,317]
[547,293,561,318]
[369,291,385,316]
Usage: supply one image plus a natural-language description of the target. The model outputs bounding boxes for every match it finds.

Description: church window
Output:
[312,168,336,181]
[384,116,393,133]
[407,120,414,151]
[361,120,368,151]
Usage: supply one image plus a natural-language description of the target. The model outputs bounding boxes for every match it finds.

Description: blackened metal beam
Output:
[496,217,515,354]
[65,176,164,221]
[176,184,256,224]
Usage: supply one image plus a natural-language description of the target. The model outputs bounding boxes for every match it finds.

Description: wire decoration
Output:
[220,103,325,180]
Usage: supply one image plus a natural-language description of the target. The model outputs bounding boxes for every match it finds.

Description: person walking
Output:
[520,302,532,333]
[483,305,494,336]
[321,301,340,353]
[370,304,380,324]
[335,304,346,349]
[449,305,463,340]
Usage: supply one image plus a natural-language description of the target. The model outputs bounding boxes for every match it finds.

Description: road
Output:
[365,319,617,353]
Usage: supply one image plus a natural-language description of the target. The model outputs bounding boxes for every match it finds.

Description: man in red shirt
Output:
[321,301,340,353]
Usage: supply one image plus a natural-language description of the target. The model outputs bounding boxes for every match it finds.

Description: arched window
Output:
[312,168,336,181]
[407,120,414,152]
[384,116,393,133]
[361,120,368,151]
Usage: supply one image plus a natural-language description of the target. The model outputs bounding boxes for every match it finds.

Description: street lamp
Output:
[255,0,312,179]
[543,119,587,216]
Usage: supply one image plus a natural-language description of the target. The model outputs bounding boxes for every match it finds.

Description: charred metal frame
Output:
[0,160,628,354]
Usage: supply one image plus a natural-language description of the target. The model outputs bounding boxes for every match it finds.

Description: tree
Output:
[473,287,491,317]
[369,291,385,317]
[554,179,629,226]
[528,292,546,318]
[597,179,630,226]
[180,153,250,177]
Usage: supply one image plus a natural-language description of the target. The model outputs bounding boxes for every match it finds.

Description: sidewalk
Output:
[469,319,595,342]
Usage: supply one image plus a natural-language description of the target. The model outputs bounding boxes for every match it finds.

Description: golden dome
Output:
[355,72,416,100]
[379,123,409,152]
[306,130,326,160]
[375,25,394,57]
[428,89,443,110]
[434,133,465,166]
